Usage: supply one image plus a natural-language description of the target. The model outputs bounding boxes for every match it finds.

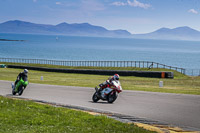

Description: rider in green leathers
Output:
[12,69,29,92]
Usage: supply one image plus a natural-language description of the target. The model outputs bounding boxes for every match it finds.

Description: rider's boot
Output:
[11,83,14,89]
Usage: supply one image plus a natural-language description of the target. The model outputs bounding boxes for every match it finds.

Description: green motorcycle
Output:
[12,78,28,96]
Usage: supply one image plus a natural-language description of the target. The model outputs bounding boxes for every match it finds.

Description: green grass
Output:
[0,62,200,95]
[0,96,154,133]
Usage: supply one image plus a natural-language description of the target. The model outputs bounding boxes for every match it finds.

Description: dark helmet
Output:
[113,74,119,80]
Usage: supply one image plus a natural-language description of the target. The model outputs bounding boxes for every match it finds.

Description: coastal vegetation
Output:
[0,62,199,95]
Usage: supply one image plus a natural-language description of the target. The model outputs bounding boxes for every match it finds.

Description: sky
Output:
[0,0,200,34]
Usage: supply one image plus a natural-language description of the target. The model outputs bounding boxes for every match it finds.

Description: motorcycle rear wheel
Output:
[92,92,100,102]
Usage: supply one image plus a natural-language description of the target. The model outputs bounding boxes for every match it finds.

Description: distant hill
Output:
[132,26,200,41]
[1,20,200,40]
[0,20,131,37]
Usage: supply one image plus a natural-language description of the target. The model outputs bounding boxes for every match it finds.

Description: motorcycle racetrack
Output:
[0,80,200,132]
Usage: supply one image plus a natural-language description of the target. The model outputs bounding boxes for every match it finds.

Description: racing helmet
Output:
[113,74,120,80]
[24,69,28,74]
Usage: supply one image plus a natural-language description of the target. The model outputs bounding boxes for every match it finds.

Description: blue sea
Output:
[0,33,200,69]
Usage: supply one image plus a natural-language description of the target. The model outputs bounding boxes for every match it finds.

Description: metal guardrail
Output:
[0,58,187,75]
[185,69,200,76]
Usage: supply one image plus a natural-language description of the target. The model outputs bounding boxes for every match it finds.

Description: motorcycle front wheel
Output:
[92,92,100,102]
[18,86,24,96]
[107,92,118,103]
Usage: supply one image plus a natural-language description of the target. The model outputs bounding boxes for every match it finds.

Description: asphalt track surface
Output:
[0,80,200,131]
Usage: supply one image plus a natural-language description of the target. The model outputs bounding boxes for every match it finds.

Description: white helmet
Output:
[24,69,28,74]
[113,74,120,80]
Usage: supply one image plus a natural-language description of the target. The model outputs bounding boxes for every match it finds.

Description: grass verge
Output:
[0,96,155,133]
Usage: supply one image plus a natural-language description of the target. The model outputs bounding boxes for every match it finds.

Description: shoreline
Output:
[0,39,25,41]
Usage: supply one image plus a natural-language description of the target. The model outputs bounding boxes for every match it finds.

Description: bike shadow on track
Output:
[6,94,14,97]
[88,101,114,104]
[6,94,23,97]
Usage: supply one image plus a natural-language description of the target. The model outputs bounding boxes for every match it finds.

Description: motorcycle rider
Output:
[97,74,120,94]
[12,69,29,92]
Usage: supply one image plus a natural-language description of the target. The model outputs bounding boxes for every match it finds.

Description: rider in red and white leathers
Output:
[98,74,120,94]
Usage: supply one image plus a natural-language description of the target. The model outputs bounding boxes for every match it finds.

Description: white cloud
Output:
[188,9,198,14]
[127,0,151,9]
[111,2,127,6]
[111,0,151,9]
[56,2,62,5]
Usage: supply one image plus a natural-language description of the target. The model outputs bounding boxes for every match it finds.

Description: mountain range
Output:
[0,20,200,41]
[0,20,131,38]
[133,26,200,41]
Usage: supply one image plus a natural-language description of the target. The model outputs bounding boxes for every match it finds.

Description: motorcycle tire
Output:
[12,89,16,95]
[18,86,24,96]
[107,92,117,103]
[92,92,100,102]
[18,90,24,96]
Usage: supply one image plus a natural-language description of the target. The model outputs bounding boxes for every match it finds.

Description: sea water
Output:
[0,33,200,69]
